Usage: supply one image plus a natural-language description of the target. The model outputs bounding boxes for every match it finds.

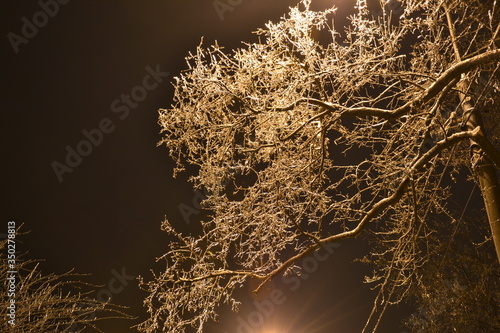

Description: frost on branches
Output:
[0,235,129,332]
[139,0,500,332]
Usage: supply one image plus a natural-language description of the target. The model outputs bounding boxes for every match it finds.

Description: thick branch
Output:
[179,270,263,283]
[254,127,481,293]
[271,50,500,120]
[471,132,500,170]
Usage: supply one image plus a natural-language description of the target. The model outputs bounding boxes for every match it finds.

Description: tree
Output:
[139,0,500,331]
[0,231,130,332]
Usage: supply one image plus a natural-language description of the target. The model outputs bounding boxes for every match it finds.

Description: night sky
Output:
[2,1,414,332]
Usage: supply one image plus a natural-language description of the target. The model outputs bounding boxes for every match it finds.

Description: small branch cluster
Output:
[0,236,131,333]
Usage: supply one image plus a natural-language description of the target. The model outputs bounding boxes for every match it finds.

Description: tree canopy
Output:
[139,0,500,331]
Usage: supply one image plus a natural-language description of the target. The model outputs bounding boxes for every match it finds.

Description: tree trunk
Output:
[459,84,500,263]
[444,2,500,262]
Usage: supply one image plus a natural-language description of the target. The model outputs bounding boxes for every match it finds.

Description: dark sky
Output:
[1,1,412,332]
